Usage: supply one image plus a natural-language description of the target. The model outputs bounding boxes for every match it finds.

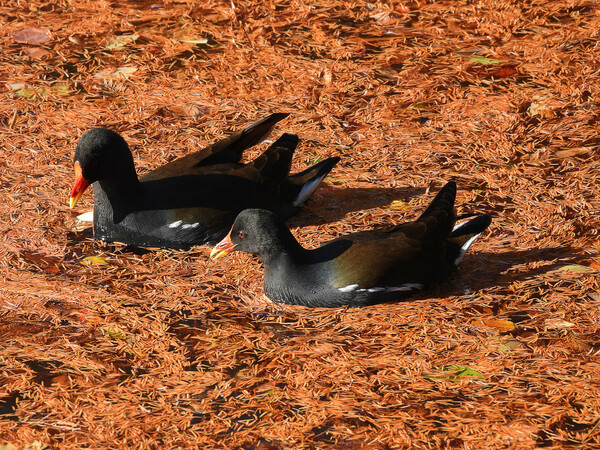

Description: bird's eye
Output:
[238,231,246,239]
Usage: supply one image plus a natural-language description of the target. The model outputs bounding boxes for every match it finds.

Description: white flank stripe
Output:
[338,284,359,292]
[168,220,183,228]
[339,283,423,294]
[366,283,423,293]
[385,283,423,292]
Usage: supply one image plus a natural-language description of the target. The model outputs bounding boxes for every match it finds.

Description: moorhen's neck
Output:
[256,224,307,266]
[95,174,142,221]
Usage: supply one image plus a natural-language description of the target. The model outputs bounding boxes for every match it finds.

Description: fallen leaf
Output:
[545,319,575,329]
[386,200,411,211]
[76,211,94,222]
[166,104,206,119]
[11,27,52,44]
[52,84,70,96]
[22,252,64,274]
[411,102,430,111]
[105,34,139,50]
[473,318,515,331]
[488,65,518,78]
[114,66,138,78]
[469,55,501,65]
[178,37,209,44]
[557,264,596,274]
[13,84,69,100]
[100,327,126,340]
[423,365,484,381]
[7,83,25,91]
[553,147,592,159]
[22,47,50,59]
[15,88,39,100]
[498,339,522,353]
[80,256,109,266]
[325,177,344,185]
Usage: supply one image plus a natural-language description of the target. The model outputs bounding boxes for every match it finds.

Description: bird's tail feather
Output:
[197,113,290,166]
[276,156,340,218]
[448,214,492,266]
[417,181,457,220]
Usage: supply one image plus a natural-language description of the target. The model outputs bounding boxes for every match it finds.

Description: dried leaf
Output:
[424,365,484,381]
[114,66,138,78]
[11,27,52,44]
[545,319,575,329]
[22,47,50,59]
[178,37,209,45]
[385,200,411,211]
[473,318,516,331]
[80,256,110,266]
[553,147,592,159]
[469,55,501,65]
[557,264,596,274]
[498,339,522,353]
[105,34,139,50]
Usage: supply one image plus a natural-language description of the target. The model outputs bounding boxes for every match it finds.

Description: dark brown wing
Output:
[141,113,289,181]
[330,208,454,289]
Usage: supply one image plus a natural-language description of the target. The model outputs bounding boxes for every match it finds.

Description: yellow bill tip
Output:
[210,232,235,260]
[209,247,231,260]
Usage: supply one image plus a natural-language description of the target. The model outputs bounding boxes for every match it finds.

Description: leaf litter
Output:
[1,0,600,448]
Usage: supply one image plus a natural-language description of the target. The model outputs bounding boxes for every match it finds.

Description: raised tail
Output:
[417,181,457,221]
[447,213,492,267]
[250,133,298,182]
[195,112,290,167]
[276,156,341,219]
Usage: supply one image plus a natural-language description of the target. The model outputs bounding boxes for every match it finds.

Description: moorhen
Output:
[211,181,491,307]
[69,113,340,249]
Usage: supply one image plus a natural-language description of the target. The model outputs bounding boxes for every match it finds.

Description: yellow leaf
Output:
[545,319,575,329]
[386,200,410,211]
[557,264,596,274]
[80,256,109,266]
[498,339,521,353]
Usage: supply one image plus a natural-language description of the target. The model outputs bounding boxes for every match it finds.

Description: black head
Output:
[211,209,302,260]
[73,128,136,183]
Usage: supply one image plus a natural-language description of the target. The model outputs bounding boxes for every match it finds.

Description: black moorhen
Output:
[211,182,492,307]
[69,113,340,249]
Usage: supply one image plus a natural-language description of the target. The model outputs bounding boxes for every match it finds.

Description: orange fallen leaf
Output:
[553,148,592,159]
[489,65,518,78]
[11,27,52,44]
[473,318,515,331]
[22,47,50,59]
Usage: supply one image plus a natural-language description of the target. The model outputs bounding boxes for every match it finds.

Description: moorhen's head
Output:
[70,128,135,208]
[210,209,294,260]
